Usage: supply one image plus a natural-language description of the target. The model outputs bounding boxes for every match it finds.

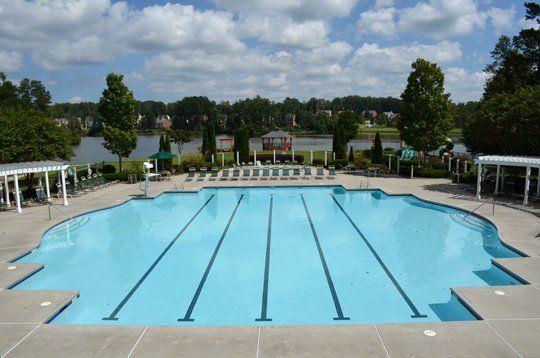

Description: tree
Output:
[233,127,250,163]
[337,111,357,142]
[371,131,383,164]
[348,146,354,163]
[398,58,452,154]
[162,134,172,170]
[169,129,192,155]
[463,86,540,156]
[98,73,137,171]
[332,124,346,159]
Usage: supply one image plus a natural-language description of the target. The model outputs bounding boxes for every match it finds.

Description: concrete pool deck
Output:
[0,173,539,357]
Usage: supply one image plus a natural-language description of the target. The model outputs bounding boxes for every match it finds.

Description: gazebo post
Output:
[476,162,482,200]
[494,165,500,194]
[61,170,68,206]
[13,174,21,213]
[45,170,51,200]
[524,166,531,206]
[3,175,10,208]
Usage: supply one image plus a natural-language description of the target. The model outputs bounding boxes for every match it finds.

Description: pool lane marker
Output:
[102,194,215,321]
[330,194,427,319]
[178,194,245,322]
[300,194,350,321]
[255,195,273,322]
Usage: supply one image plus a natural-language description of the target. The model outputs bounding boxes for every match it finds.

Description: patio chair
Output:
[220,169,230,181]
[242,168,250,180]
[261,168,270,180]
[186,167,196,181]
[209,167,219,181]
[232,168,240,180]
[316,166,324,179]
[328,165,336,179]
[303,167,312,180]
[281,168,290,180]
[197,167,207,181]
[35,187,49,203]
[291,167,301,180]
[271,168,280,179]
[252,168,260,180]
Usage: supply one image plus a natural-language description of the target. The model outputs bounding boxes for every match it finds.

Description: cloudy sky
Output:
[0,0,535,104]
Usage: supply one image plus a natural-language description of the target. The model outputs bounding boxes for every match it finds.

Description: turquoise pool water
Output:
[14,186,521,326]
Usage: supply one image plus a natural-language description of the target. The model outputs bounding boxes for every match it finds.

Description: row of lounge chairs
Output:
[60,173,118,197]
[186,166,336,181]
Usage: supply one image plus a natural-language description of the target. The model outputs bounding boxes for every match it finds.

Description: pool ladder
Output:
[48,203,73,221]
[465,197,495,218]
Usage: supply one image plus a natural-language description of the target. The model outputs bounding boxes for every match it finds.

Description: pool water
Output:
[14,187,521,326]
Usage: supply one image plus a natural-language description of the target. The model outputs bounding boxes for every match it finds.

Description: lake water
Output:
[70,135,467,164]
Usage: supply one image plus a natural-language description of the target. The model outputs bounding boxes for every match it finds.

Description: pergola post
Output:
[236,151,240,165]
[523,166,530,206]
[13,174,21,213]
[476,163,482,200]
[292,150,295,163]
[324,151,327,166]
[3,175,10,208]
[494,165,500,195]
[388,155,392,171]
[448,157,451,172]
[464,161,468,173]
[254,151,257,165]
[61,170,68,206]
[310,150,313,165]
[501,167,505,189]
[45,170,51,200]
[221,152,225,167]
[273,150,276,164]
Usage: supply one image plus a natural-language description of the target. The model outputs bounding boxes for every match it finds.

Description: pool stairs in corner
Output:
[46,215,91,237]
[449,212,491,233]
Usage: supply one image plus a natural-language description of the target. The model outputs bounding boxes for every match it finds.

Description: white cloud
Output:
[398,0,487,39]
[357,7,397,38]
[0,50,23,72]
[487,6,516,31]
[445,67,487,102]
[374,0,394,9]
[68,96,86,104]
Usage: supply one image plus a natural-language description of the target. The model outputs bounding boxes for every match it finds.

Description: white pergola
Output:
[475,155,540,206]
[0,161,69,213]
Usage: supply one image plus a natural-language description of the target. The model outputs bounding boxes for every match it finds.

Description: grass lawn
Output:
[357,126,462,138]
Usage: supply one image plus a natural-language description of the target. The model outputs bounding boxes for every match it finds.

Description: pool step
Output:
[0,262,43,289]
[449,212,491,233]
[451,285,540,320]
[46,215,91,237]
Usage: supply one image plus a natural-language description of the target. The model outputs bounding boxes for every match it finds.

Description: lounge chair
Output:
[197,167,207,181]
[35,187,49,203]
[328,165,336,179]
[209,167,219,181]
[316,166,324,179]
[232,168,240,180]
[261,168,270,180]
[291,167,300,180]
[186,167,196,181]
[242,168,250,180]
[281,168,290,180]
[303,167,312,180]
[252,168,260,180]
[271,168,280,179]
[220,169,230,181]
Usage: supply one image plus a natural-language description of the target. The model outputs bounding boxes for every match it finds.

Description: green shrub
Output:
[331,159,348,169]
[102,164,116,174]
[415,167,449,178]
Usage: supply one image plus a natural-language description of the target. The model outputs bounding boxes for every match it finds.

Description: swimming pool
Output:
[14,186,521,326]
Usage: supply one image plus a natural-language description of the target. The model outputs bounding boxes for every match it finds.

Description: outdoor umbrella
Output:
[148,151,176,172]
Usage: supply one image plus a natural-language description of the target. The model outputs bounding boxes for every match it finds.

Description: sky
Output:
[0,0,537,104]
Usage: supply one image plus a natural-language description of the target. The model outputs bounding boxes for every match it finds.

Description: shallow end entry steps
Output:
[178,194,245,322]
[102,194,216,321]
[301,194,350,321]
[330,194,427,319]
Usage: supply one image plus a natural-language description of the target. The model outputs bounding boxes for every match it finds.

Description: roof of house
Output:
[262,130,293,138]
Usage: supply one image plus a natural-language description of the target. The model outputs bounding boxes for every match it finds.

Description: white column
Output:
[254,151,257,165]
[211,154,215,164]
[464,161,468,173]
[236,151,240,165]
[524,166,531,206]
[397,157,400,174]
[456,159,460,174]
[476,163,482,200]
[332,152,335,161]
[448,157,451,172]
[292,150,295,163]
[410,165,414,179]
[324,151,327,166]
[155,159,158,173]
[494,165,500,195]
[45,171,51,200]
[61,170,68,206]
[0,180,3,205]
[3,175,10,208]
[13,174,21,213]
[310,150,313,164]
[221,152,225,167]
[388,155,392,171]
[273,150,276,164]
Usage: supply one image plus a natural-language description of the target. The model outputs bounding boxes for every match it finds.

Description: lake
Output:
[70,134,467,164]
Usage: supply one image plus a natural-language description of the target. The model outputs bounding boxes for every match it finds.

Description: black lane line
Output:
[300,194,350,321]
[178,194,245,322]
[330,195,427,318]
[102,195,215,321]
[255,195,273,322]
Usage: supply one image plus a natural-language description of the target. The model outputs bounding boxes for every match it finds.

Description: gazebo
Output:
[261,130,293,150]
[0,161,69,213]
[475,155,540,206]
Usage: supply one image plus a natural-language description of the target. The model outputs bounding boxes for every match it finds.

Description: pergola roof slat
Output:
[475,155,540,168]
[0,161,69,177]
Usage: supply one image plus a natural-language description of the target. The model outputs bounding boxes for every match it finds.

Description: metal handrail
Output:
[48,203,72,221]
[464,197,495,218]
